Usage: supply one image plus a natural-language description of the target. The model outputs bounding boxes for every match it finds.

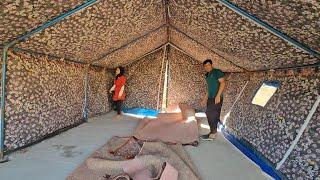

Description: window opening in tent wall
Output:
[252,81,280,107]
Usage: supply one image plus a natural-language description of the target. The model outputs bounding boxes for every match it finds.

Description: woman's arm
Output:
[109,85,115,93]
[118,85,125,97]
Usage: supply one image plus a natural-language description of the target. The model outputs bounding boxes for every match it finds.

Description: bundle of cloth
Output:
[68,104,200,180]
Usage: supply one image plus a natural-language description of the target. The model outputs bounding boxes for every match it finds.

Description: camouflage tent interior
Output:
[0,0,319,179]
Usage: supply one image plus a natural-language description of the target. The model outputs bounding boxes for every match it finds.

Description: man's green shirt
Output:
[206,69,225,98]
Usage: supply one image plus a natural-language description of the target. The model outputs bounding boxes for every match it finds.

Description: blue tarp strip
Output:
[122,108,159,117]
[221,126,285,180]
[263,80,281,88]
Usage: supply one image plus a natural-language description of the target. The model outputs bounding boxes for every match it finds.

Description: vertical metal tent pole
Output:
[161,45,170,110]
[83,66,90,121]
[156,45,167,110]
[0,47,9,162]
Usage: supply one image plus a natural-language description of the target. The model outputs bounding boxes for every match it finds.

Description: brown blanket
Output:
[68,104,200,179]
[67,136,200,180]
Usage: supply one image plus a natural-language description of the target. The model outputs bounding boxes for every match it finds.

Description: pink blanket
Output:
[133,104,199,145]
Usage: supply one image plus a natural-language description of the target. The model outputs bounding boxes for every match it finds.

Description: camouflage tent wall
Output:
[222,69,320,179]
[87,66,113,117]
[124,48,165,110]
[123,45,320,179]
[167,47,206,111]
[3,51,112,151]
[123,46,206,111]
[1,0,319,179]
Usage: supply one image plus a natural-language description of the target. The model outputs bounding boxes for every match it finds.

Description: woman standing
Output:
[109,66,126,117]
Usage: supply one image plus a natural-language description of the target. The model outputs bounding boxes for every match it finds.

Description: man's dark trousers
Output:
[205,98,223,134]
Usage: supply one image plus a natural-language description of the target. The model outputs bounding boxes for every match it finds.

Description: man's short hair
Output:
[203,59,212,66]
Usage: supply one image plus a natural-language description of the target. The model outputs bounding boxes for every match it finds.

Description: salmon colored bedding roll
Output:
[133,104,199,145]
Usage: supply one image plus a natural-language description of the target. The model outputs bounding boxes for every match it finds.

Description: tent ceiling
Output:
[92,26,167,68]
[1,0,319,72]
[169,1,318,71]
[169,27,244,72]
[14,0,166,64]
[229,0,320,52]
[0,0,87,46]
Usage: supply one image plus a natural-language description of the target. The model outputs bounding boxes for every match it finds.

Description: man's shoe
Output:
[209,133,217,139]
[200,133,216,141]
[112,114,121,120]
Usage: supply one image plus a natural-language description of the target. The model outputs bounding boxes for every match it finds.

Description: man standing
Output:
[200,59,225,140]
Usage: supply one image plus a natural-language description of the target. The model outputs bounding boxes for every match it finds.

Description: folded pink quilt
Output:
[133,104,199,145]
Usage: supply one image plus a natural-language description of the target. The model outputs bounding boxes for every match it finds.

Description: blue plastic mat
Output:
[122,108,159,117]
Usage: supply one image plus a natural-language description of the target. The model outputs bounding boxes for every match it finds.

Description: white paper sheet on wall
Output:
[252,81,280,107]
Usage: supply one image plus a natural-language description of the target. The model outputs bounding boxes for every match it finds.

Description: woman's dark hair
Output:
[116,66,125,79]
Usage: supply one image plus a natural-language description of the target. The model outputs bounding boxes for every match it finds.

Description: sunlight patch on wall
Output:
[252,81,280,107]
